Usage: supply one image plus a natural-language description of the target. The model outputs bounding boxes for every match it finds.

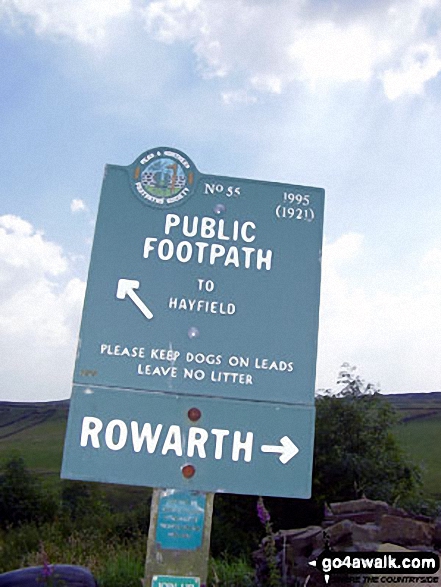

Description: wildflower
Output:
[257,497,281,587]
[257,497,271,526]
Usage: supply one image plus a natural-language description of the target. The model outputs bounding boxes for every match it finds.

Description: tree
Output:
[0,455,57,527]
[313,365,421,505]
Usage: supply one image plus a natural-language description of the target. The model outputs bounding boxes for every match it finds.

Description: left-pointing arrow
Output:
[261,435,299,464]
[116,279,153,320]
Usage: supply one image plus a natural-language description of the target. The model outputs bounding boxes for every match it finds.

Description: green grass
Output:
[394,412,441,497]
[0,402,68,485]
[0,417,67,474]
[0,401,149,506]
[0,521,254,587]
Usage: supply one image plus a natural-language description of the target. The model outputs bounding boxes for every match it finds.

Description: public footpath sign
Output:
[61,147,325,499]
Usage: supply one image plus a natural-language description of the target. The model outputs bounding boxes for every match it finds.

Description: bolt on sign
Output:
[61,147,325,499]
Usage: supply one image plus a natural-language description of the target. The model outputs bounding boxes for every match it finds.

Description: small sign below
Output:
[156,489,206,551]
[152,575,200,587]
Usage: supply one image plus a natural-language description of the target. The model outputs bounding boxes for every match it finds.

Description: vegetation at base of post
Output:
[0,364,438,586]
[208,556,255,587]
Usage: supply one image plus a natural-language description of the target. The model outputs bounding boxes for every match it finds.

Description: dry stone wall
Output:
[253,498,441,586]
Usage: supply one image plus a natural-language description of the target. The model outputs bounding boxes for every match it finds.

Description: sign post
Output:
[61,147,325,585]
[144,489,214,587]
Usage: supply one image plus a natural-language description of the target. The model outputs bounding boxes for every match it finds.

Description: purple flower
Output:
[257,496,271,525]
[40,548,54,581]
[42,561,54,579]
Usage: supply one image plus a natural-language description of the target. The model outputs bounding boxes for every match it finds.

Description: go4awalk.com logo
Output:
[309,551,440,584]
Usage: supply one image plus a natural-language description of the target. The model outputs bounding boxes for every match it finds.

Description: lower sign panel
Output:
[152,577,200,587]
[61,386,315,498]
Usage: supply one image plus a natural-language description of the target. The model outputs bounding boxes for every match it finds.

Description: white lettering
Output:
[201,216,216,239]
[232,431,254,462]
[164,213,180,235]
[210,244,225,265]
[161,425,183,456]
[80,416,103,448]
[257,249,273,270]
[241,221,256,243]
[131,422,163,453]
[143,237,157,258]
[176,241,192,263]
[211,428,229,459]
[242,247,254,269]
[105,419,128,451]
[158,239,174,260]
[182,215,198,237]
[187,427,209,458]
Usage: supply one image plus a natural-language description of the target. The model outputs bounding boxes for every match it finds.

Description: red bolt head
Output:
[187,407,201,422]
[182,464,196,479]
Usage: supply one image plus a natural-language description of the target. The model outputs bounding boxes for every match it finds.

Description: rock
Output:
[275,526,323,557]
[380,515,434,546]
[323,511,379,525]
[325,520,354,547]
[329,498,386,515]
[351,522,380,544]
[353,542,381,552]
[434,517,441,547]
[326,499,408,525]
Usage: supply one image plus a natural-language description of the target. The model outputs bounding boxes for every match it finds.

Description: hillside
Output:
[0,400,68,476]
[385,391,441,420]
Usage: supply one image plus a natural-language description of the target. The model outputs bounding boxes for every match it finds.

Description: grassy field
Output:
[1,393,440,499]
[0,400,149,508]
[394,412,441,497]
[0,401,67,477]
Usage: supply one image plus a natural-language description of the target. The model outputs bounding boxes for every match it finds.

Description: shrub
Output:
[0,455,57,528]
[313,366,422,505]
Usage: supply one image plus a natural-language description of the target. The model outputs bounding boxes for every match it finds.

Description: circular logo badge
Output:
[131,148,196,208]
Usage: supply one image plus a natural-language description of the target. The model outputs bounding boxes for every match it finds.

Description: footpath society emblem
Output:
[131,148,196,208]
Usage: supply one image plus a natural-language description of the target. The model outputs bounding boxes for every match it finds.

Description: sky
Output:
[0,0,441,402]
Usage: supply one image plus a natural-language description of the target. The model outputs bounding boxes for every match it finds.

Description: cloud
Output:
[221,89,258,105]
[141,0,441,100]
[316,233,441,393]
[2,0,440,97]
[0,215,85,401]
[382,43,441,100]
[70,198,88,214]
[1,0,132,45]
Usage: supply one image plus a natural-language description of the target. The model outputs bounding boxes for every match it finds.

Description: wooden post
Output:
[143,488,214,587]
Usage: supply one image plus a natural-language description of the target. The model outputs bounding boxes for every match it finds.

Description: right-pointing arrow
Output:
[261,436,299,464]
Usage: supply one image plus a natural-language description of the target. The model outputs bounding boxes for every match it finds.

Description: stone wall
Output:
[253,498,441,586]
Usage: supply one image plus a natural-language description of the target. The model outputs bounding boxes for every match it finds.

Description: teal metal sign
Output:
[152,576,199,587]
[61,147,324,498]
[62,385,315,497]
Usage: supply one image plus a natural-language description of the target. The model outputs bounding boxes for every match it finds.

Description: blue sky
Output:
[1,0,441,401]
